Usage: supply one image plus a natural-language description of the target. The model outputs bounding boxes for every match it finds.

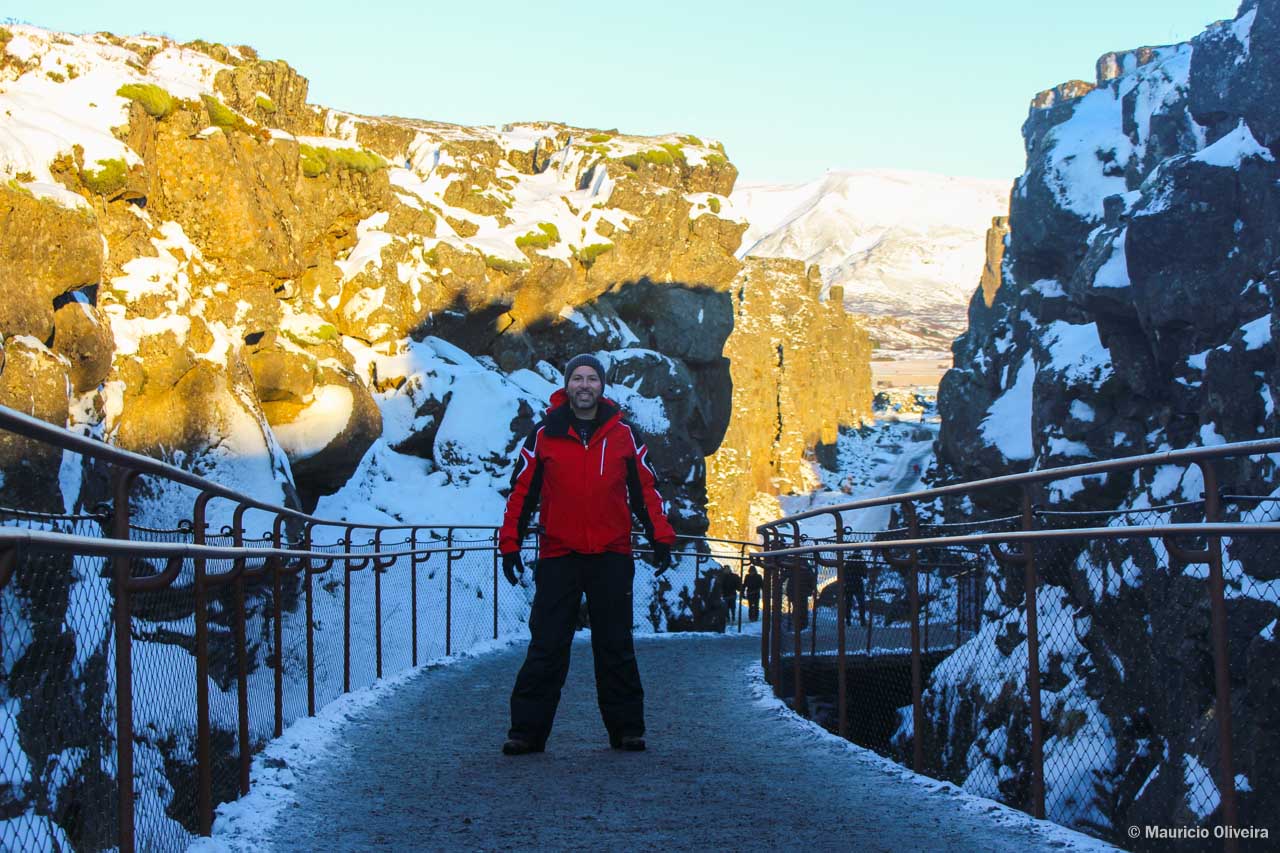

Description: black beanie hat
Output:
[564,354,606,387]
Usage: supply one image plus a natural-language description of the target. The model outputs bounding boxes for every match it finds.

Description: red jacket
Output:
[499,389,676,559]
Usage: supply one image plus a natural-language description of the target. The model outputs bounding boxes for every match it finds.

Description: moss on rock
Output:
[80,158,128,195]
[118,83,175,119]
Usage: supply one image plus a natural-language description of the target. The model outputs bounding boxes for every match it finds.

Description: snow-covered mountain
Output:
[732,170,1009,358]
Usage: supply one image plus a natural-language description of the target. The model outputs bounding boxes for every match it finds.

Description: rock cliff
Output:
[925,0,1279,840]
[0,25,873,844]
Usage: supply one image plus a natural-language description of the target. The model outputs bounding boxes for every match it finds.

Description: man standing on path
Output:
[744,566,763,622]
[498,354,677,755]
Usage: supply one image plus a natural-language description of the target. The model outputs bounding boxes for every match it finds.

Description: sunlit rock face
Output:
[706,258,872,542]
[925,1,1280,839]
[0,25,872,526]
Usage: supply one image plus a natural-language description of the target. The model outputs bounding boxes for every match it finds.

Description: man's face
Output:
[567,365,602,411]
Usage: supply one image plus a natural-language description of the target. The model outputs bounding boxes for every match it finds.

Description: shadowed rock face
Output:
[927,0,1280,840]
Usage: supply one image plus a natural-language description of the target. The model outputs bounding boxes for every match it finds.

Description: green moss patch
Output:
[515,222,561,250]
[620,148,676,169]
[679,134,702,146]
[298,144,388,178]
[708,196,721,214]
[283,322,339,346]
[5,178,33,197]
[574,242,613,266]
[256,94,277,113]
[586,132,614,143]
[484,254,529,274]
[705,152,728,167]
[118,83,175,119]
[80,158,128,195]
[201,94,254,133]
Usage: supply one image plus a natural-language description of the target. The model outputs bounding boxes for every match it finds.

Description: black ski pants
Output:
[509,551,644,748]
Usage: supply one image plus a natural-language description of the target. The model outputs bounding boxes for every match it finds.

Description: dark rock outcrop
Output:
[928,0,1280,842]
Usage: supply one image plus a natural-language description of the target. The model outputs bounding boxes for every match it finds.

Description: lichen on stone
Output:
[298,144,387,177]
[79,158,128,195]
[117,83,175,119]
[515,222,560,250]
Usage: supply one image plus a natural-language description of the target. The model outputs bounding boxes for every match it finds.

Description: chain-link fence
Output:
[0,440,760,853]
[758,446,1280,851]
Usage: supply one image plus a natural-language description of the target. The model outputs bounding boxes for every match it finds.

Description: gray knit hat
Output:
[564,354,606,387]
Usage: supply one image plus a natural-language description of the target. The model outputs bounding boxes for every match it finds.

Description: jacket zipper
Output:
[600,438,607,476]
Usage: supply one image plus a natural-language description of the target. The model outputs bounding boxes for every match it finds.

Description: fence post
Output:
[738,544,747,633]
[305,522,317,717]
[492,530,499,640]
[272,515,285,739]
[110,469,140,853]
[789,522,807,716]
[231,505,251,797]
[770,559,783,695]
[410,528,420,667]
[343,525,354,693]
[832,514,848,740]
[1020,486,1045,821]
[446,529,455,656]
[1198,460,1238,850]
[903,502,924,774]
[760,545,771,674]
[192,490,215,837]
[374,529,384,681]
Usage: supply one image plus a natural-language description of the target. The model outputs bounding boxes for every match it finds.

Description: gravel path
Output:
[268,634,1090,852]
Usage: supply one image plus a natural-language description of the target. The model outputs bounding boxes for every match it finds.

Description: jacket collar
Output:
[543,388,622,441]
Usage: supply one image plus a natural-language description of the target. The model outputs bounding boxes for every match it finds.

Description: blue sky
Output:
[5,0,1242,184]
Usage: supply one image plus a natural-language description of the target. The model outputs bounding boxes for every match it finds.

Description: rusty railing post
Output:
[410,528,422,667]
[192,490,216,837]
[110,468,141,853]
[760,549,771,674]
[789,522,807,716]
[904,502,923,774]
[374,529,385,681]
[446,528,455,656]
[305,522,317,716]
[738,544,747,633]
[492,529,499,640]
[231,504,252,798]
[271,514,286,739]
[832,515,848,740]
[1021,486,1045,820]
[1199,460,1238,849]
[343,525,355,693]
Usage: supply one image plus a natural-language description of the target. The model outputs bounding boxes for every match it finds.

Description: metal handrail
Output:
[753,522,1280,558]
[759,436,1280,530]
[0,527,496,562]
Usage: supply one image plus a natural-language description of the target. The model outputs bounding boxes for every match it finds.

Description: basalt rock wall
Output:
[926,0,1280,842]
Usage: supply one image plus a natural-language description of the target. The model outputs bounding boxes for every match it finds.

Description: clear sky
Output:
[4,0,1242,185]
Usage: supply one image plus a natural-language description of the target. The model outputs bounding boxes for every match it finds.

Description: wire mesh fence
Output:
[760,503,1280,850]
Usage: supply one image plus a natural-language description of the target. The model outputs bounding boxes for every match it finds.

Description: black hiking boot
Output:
[502,738,542,755]
[610,735,646,751]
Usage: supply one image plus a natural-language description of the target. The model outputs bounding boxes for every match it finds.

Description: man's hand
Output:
[502,552,525,586]
[651,542,672,576]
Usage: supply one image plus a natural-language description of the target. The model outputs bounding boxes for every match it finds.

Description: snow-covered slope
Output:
[732,170,1009,357]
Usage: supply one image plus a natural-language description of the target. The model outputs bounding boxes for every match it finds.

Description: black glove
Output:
[502,552,525,586]
[651,542,672,576]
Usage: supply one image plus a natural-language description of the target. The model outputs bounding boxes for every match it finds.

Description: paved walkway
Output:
[269,634,1091,852]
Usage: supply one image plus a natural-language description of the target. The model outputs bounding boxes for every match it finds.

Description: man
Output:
[718,566,742,625]
[743,565,763,622]
[499,354,676,755]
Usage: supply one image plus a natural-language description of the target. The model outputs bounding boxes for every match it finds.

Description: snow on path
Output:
[241,635,1109,852]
